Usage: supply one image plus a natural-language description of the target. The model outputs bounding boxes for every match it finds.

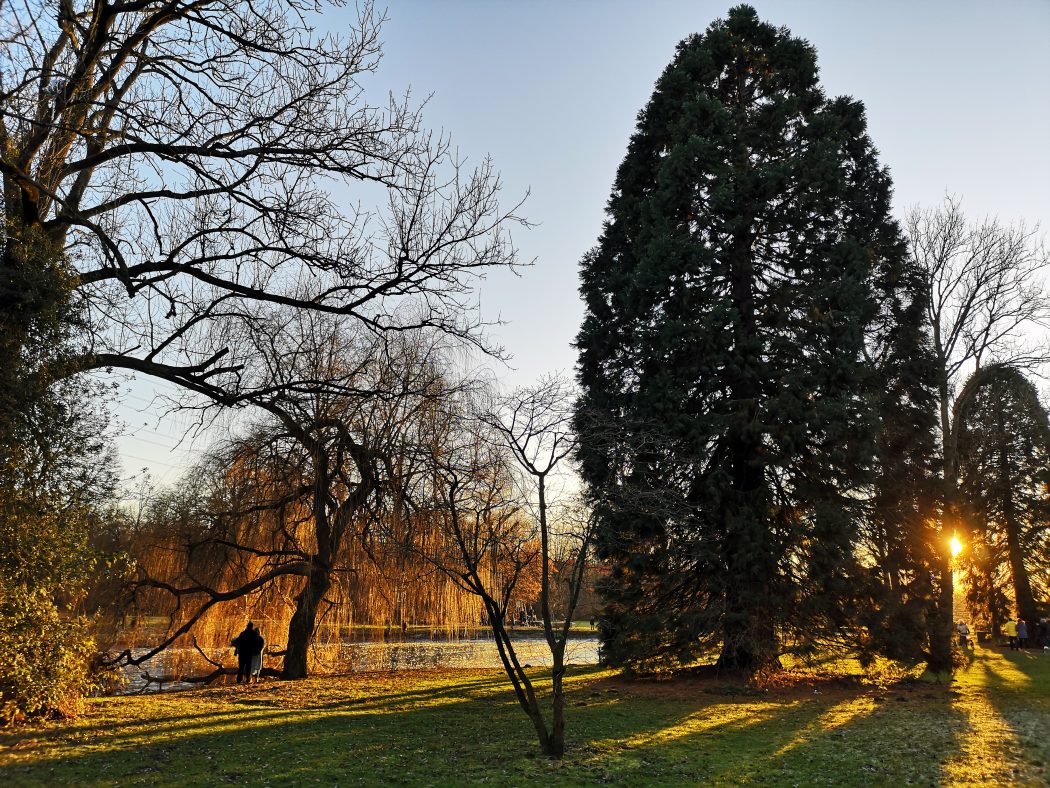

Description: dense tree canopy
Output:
[856,241,941,667]
[576,5,918,671]
[958,367,1050,629]
[0,240,119,721]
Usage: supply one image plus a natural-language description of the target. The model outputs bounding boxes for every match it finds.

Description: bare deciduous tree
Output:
[911,196,1049,468]
[109,320,453,680]
[4,1,524,685]
[1,1,521,402]
[483,377,589,758]
[907,195,1048,664]
[414,378,593,759]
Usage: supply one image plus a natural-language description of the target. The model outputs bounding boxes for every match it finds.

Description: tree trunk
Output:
[489,614,552,755]
[549,650,566,760]
[282,562,332,680]
[1000,447,1039,624]
[926,555,955,674]
[717,229,779,673]
[717,613,781,672]
[927,373,956,674]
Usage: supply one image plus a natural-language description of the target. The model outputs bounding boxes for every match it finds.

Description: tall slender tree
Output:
[577,5,909,672]
[857,232,941,666]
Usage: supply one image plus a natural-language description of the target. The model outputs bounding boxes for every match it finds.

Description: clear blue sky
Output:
[115,0,1050,487]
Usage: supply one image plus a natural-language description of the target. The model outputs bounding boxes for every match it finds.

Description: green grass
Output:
[2,646,1048,786]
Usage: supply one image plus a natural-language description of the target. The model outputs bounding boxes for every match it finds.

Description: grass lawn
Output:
[1,645,1048,786]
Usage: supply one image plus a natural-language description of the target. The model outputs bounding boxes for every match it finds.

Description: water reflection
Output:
[119,632,600,694]
[337,635,600,672]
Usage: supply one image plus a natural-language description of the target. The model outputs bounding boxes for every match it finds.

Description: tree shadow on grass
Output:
[0,670,522,757]
[3,662,1031,786]
[567,696,832,785]
[759,686,963,785]
[2,681,556,785]
[565,668,974,786]
[945,646,1050,784]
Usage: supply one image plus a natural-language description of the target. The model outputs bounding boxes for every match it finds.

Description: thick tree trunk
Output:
[927,374,956,674]
[928,469,955,672]
[718,229,779,673]
[717,612,781,672]
[282,562,332,680]
[926,555,955,674]
[1000,448,1039,624]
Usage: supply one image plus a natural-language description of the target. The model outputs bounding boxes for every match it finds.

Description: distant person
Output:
[250,631,265,682]
[232,622,264,684]
[1005,618,1018,650]
[1017,619,1029,649]
[957,621,971,650]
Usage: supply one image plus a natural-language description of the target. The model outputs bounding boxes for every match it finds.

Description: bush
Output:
[0,581,96,724]
[0,377,118,723]
[0,225,120,724]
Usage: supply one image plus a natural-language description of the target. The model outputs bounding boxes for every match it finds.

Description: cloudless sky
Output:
[114,0,1050,489]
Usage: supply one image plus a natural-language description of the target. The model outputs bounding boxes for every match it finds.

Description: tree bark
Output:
[927,369,956,674]
[1000,443,1039,624]
[926,553,955,674]
[717,228,779,672]
[282,561,332,680]
[549,647,566,759]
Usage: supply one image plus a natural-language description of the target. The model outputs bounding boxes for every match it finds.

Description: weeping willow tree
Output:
[113,322,541,682]
[123,457,491,682]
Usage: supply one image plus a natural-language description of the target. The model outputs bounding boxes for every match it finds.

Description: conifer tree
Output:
[576,5,911,671]
[858,237,941,665]
[957,368,1050,628]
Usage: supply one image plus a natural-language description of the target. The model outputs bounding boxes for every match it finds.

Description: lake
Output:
[118,629,601,694]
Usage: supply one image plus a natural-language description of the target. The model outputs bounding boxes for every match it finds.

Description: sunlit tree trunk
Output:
[283,563,333,680]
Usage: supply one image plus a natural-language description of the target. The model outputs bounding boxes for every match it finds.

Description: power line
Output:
[119,451,188,470]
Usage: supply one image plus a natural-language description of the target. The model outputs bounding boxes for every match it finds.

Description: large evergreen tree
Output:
[957,367,1050,629]
[576,5,912,672]
[857,234,942,666]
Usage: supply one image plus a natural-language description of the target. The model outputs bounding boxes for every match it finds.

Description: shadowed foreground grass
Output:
[2,646,1048,786]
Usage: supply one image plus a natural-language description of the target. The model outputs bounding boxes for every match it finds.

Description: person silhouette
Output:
[957,621,971,650]
[232,622,264,684]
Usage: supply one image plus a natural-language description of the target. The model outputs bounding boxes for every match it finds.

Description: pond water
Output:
[118,630,601,694]
[335,633,601,672]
